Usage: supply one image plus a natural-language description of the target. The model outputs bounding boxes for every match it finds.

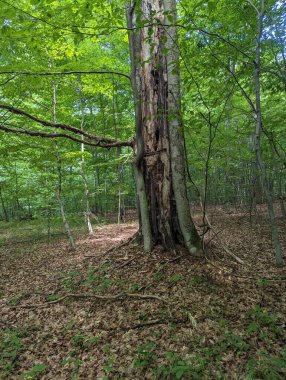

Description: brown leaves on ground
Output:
[0,210,286,379]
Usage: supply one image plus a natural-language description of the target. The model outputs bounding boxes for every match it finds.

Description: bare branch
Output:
[0,124,132,148]
[212,55,257,113]
[245,0,259,15]
[0,104,131,147]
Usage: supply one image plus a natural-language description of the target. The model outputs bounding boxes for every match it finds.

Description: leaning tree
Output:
[0,0,202,255]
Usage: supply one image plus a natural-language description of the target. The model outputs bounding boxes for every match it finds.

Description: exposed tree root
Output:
[11,291,165,308]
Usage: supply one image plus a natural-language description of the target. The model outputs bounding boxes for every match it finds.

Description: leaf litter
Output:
[0,209,286,379]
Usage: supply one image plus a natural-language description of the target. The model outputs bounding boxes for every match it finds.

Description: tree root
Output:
[11,291,165,308]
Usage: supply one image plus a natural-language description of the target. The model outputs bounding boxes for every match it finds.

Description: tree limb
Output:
[0,70,131,84]
[0,124,132,148]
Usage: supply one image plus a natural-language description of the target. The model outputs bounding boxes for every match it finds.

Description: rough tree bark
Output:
[126,0,202,254]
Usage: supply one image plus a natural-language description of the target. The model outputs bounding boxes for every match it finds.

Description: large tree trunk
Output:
[126,0,202,254]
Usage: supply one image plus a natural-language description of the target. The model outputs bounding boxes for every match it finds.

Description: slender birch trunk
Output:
[77,76,94,235]
[53,84,76,251]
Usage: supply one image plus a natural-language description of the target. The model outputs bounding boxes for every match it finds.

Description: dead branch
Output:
[114,256,138,269]
[0,104,133,148]
[115,318,188,331]
[0,70,131,82]
[196,196,245,264]
[97,318,189,332]
[84,231,140,261]
[103,231,140,255]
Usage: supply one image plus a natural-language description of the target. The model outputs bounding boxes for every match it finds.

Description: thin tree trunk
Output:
[53,84,76,251]
[278,170,286,219]
[111,82,126,224]
[77,76,94,235]
[14,164,21,216]
[253,0,283,266]
[0,184,9,222]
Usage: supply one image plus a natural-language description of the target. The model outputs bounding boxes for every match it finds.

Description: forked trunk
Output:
[127,0,202,254]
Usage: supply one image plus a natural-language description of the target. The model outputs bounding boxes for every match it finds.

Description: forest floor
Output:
[1,207,286,379]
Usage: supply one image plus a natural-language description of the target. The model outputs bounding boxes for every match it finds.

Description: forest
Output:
[0,0,286,378]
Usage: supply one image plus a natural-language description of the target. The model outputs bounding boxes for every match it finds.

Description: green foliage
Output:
[62,352,82,373]
[220,332,250,353]
[153,266,166,282]
[45,293,60,302]
[102,358,114,377]
[83,264,113,291]
[133,341,157,370]
[157,352,200,379]
[169,274,184,283]
[60,270,81,291]
[72,332,102,350]
[19,363,47,380]
[245,306,283,339]
[6,292,26,306]
[0,329,23,378]
[130,283,143,291]
[245,349,286,380]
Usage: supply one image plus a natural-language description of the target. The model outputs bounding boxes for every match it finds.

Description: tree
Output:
[0,0,202,255]
[126,0,202,253]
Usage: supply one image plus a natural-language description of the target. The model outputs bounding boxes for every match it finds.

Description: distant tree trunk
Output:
[253,0,283,267]
[117,147,126,224]
[278,171,286,219]
[111,83,126,224]
[77,76,94,235]
[0,184,9,222]
[53,84,76,251]
[126,0,202,254]
[14,164,22,217]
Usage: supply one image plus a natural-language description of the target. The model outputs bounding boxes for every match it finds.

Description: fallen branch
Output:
[103,231,139,255]
[187,170,244,265]
[84,231,139,261]
[205,256,286,281]
[200,202,244,265]
[114,256,138,270]
[11,291,165,308]
[100,318,189,332]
